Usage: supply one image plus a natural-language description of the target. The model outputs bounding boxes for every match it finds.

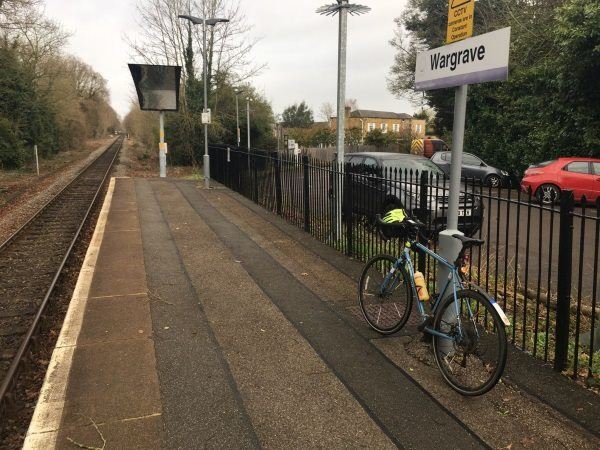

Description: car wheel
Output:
[486,175,501,188]
[536,184,560,204]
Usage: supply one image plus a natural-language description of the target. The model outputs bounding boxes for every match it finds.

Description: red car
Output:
[521,157,600,204]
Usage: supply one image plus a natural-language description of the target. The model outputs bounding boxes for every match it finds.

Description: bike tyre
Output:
[358,254,413,335]
[432,288,507,396]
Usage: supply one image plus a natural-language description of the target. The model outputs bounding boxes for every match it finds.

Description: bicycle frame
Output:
[379,239,466,341]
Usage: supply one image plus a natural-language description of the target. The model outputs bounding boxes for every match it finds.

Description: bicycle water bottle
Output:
[414,272,430,302]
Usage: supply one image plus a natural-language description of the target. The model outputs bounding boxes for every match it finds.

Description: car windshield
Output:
[381,157,444,175]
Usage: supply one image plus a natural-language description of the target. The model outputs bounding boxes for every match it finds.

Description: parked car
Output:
[431,151,511,188]
[521,157,600,204]
[342,152,484,236]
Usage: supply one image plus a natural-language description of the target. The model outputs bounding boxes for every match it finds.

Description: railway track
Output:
[0,136,123,423]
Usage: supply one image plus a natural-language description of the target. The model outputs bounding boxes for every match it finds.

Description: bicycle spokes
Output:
[433,291,507,395]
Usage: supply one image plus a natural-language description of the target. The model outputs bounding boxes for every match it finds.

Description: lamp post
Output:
[246,97,251,150]
[317,0,370,240]
[246,96,252,169]
[178,14,229,189]
[234,88,245,147]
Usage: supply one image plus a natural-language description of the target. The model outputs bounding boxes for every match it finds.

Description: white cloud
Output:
[44,0,417,120]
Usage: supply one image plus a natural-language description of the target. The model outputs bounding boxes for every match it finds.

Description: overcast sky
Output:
[44,0,415,120]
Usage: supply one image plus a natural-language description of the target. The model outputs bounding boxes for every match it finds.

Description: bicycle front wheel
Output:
[358,255,413,335]
[432,289,507,396]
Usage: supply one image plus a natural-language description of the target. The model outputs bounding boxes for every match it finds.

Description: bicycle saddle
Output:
[452,234,484,248]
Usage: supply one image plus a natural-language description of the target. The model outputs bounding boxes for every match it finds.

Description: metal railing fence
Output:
[209,145,600,382]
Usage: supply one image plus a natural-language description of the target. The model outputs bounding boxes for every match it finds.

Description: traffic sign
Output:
[415,27,511,91]
[447,0,474,44]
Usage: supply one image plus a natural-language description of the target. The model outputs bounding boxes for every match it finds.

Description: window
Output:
[382,157,445,175]
[463,153,483,166]
[347,156,364,173]
[432,140,450,153]
[392,123,400,133]
[368,123,375,132]
[381,123,388,133]
[363,157,378,176]
[415,124,423,133]
[593,163,600,175]
[531,160,556,168]
[565,161,590,174]
[440,152,451,161]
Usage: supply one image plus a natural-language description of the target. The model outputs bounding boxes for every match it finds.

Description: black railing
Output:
[209,145,600,382]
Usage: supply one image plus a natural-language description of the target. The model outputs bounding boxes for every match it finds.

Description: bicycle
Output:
[358,215,510,396]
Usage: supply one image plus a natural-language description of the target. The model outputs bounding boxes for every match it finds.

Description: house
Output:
[330,107,426,142]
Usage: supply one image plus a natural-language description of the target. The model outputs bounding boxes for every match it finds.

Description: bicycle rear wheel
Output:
[358,255,413,335]
[432,289,507,396]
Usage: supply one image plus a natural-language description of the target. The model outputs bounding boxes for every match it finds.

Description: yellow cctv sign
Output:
[447,0,474,44]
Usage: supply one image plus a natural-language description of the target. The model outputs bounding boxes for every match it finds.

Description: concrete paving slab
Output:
[56,339,161,430]
[89,263,147,299]
[105,211,141,231]
[77,294,152,345]
[54,414,163,450]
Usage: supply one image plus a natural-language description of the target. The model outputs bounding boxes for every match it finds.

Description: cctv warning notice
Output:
[447,0,474,44]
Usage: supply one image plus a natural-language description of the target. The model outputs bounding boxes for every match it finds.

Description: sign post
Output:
[415,24,511,297]
[128,64,181,178]
[34,145,40,176]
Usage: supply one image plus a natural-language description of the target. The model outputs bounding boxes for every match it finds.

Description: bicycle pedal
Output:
[417,316,433,332]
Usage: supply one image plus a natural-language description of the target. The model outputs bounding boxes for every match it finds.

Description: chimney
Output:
[345,106,351,118]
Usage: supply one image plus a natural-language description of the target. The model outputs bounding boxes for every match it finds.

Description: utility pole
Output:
[246,97,251,169]
[235,88,244,147]
[317,0,370,241]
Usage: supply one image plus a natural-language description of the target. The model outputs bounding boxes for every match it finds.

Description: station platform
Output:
[22,178,599,449]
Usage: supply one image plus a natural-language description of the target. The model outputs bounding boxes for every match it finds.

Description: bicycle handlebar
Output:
[375,215,429,243]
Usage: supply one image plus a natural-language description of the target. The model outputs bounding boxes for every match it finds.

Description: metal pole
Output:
[437,84,468,298]
[247,98,251,150]
[34,145,39,176]
[159,111,166,178]
[555,190,574,371]
[333,1,348,241]
[247,97,251,170]
[236,94,240,147]
[203,19,210,189]
[277,124,281,152]
[447,84,468,230]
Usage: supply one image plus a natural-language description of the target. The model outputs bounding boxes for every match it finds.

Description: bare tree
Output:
[345,98,358,111]
[319,102,334,122]
[126,0,264,86]
[63,57,110,100]
[0,0,42,32]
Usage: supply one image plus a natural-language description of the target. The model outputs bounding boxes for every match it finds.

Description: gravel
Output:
[0,139,115,245]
